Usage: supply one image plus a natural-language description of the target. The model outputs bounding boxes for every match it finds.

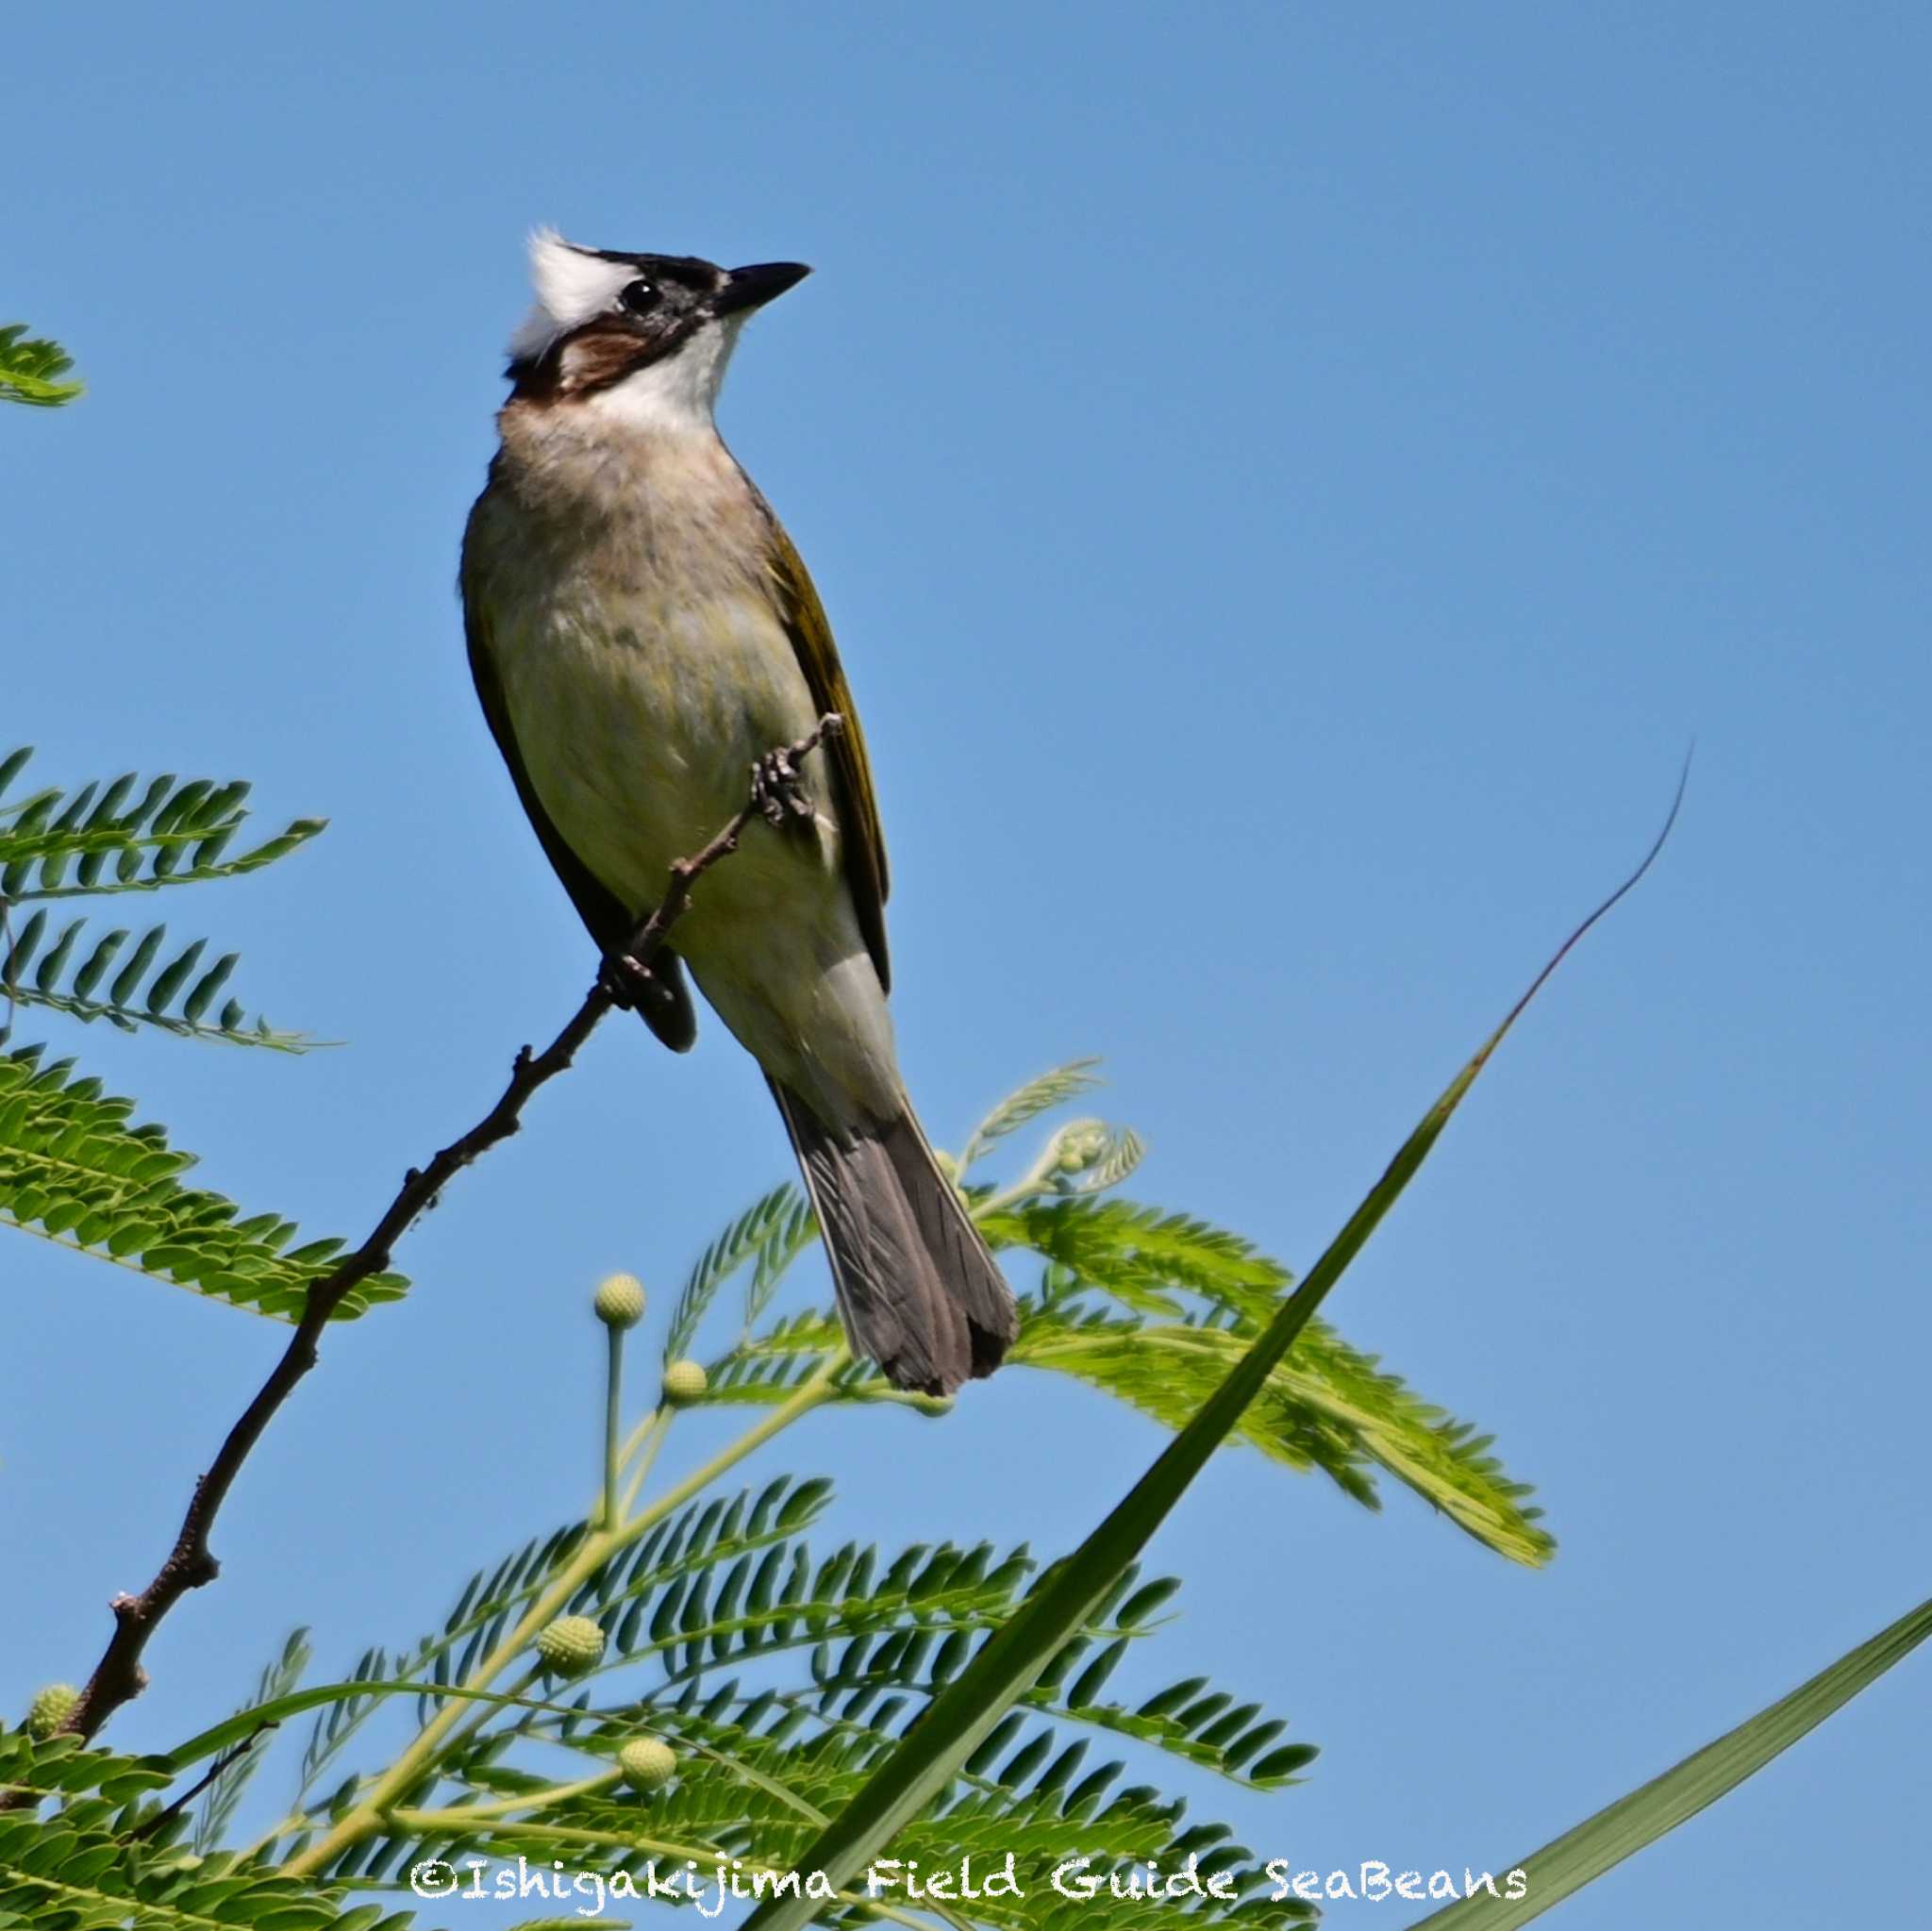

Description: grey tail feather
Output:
[768,1079,1017,1397]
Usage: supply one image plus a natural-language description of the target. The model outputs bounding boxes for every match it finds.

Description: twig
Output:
[125,1723,277,1843]
[42,715,844,1757]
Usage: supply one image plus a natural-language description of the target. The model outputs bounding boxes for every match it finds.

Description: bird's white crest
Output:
[508,227,635,360]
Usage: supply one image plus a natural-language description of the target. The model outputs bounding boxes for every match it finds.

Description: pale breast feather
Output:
[466,396,885,991]
[489,576,828,914]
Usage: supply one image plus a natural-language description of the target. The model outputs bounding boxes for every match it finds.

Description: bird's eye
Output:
[619,278,660,316]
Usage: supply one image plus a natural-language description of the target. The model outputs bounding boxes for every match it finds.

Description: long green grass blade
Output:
[741,794,1683,1931]
[1410,1592,1932,1926]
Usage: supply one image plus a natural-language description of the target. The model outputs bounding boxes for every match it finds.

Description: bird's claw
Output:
[600,951,658,1011]
[751,745,816,829]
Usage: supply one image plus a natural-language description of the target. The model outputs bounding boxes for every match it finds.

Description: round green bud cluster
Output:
[593,1272,647,1330]
[1054,1120,1110,1174]
[661,1359,708,1407]
[618,1737,678,1790]
[534,1615,606,1677]
[25,1683,79,1740]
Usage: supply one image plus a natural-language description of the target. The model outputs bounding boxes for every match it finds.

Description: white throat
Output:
[584,318,745,437]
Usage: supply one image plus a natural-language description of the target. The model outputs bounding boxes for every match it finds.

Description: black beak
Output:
[713,261,811,317]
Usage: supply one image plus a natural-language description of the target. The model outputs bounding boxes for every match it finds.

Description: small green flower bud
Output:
[593,1272,646,1330]
[618,1737,678,1790]
[534,1615,606,1677]
[661,1359,708,1407]
[1054,1120,1109,1174]
[25,1683,79,1740]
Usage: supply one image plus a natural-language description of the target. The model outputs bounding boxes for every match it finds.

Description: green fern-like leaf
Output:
[0,1044,407,1319]
[744,1189,818,1333]
[0,1727,175,1809]
[292,1517,1310,1926]
[186,1465,1311,1927]
[695,1186,1552,1564]
[499,1746,1301,1928]
[365,1701,1312,1928]
[295,1645,396,1806]
[1038,1307,1449,1531]
[958,1059,1104,1173]
[1,907,306,1051]
[0,1823,400,1930]
[0,1729,406,1930]
[295,1476,837,1795]
[662,1183,808,1364]
[985,1196,1290,1325]
[1054,1122,1146,1195]
[0,325,84,407]
[773,1565,1314,1795]
[985,1197,1553,1565]
[196,1628,314,1854]
[700,1311,860,1405]
[453,1523,1302,1802]
[0,751,325,901]
[193,1068,1552,1922]
[258,1471,1307,1903]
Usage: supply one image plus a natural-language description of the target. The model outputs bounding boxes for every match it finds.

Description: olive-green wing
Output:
[760,513,892,992]
[462,590,698,1052]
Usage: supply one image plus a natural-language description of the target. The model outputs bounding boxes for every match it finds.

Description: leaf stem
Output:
[282,1347,849,1878]
[434,1661,539,1782]
[397,1769,619,1823]
[602,1324,624,1530]
[617,1407,672,1517]
[970,1149,1063,1221]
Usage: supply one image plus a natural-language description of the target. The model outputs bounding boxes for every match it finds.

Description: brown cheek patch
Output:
[558,325,653,394]
[511,318,698,404]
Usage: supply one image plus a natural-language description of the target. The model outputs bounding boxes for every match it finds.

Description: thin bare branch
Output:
[37,716,844,1758]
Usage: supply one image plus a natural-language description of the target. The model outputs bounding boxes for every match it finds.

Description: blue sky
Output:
[8,3,1929,1923]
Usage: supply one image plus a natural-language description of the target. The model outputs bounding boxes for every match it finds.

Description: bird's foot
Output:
[599,950,658,1011]
[750,744,816,829]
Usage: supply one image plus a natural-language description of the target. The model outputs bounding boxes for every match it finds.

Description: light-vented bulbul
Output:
[461,232,1015,1395]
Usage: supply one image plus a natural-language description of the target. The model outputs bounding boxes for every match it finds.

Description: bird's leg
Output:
[750,742,817,829]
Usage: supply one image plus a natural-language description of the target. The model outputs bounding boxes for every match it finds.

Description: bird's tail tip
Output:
[769,1081,1016,1396]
